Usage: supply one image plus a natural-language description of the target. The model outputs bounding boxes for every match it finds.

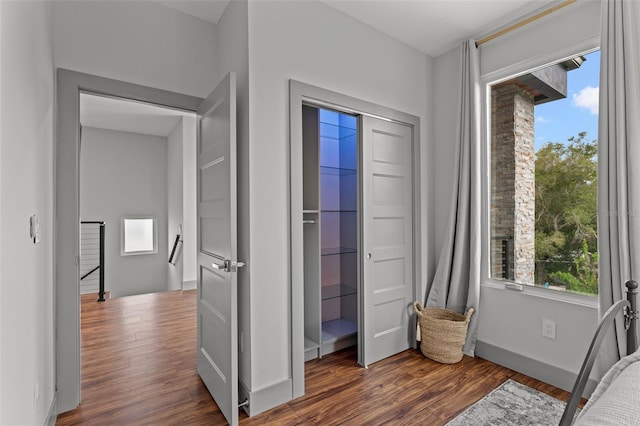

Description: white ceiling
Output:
[321,0,557,57]
[151,0,557,58]
[80,94,194,138]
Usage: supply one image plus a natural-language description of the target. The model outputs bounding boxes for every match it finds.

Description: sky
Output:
[533,50,600,151]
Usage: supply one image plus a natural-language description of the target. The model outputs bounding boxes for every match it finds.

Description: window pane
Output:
[489,50,599,296]
[124,218,155,253]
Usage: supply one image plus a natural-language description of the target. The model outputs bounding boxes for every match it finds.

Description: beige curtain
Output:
[597,0,640,368]
[425,40,481,356]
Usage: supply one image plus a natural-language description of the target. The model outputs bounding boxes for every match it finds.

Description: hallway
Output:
[56,290,227,424]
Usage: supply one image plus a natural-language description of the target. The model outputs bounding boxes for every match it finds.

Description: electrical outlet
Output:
[542,318,556,340]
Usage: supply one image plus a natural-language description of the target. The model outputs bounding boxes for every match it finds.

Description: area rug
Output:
[446,379,574,426]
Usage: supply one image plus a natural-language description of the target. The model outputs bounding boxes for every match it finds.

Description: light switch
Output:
[30,214,40,244]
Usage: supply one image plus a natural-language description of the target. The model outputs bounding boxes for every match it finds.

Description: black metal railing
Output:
[80,221,105,302]
[168,233,182,264]
[492,236,513,279]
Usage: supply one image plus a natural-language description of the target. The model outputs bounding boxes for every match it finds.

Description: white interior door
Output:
[197,72,240,425]
[361,116,414,367]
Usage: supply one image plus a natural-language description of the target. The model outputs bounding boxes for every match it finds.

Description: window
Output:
[488,50,599,296]
[121,217,157,255]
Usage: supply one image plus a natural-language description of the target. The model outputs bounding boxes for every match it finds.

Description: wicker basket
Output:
[413,302,474,364]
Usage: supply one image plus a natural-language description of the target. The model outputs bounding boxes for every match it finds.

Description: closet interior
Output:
[302,105,359,361]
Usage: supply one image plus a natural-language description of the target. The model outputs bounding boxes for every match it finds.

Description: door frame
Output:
[289,80,421,398]
[55,69,203,413]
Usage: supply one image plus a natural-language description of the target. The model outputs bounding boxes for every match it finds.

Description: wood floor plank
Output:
[57,290,580,425]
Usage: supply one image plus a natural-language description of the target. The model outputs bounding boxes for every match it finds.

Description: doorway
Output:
[58,70,242,425]
[301,105,360,362]
[55,69,204,412]
[289,80,422,398]
[76,97,199,419]
[79,93,197,299]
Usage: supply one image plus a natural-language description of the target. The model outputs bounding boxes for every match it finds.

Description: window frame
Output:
[480,37,600,307]
[120,216,158,256]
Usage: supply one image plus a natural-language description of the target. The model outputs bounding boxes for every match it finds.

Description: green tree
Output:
[535,132,598,294]
[547,240,599,294]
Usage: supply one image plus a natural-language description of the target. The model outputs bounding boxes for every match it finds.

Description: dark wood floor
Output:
[56,290,577,425]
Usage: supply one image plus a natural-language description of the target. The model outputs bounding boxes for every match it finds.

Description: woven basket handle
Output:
[413,301,423,341]
[464,307,475,322]
[413,301,425,317]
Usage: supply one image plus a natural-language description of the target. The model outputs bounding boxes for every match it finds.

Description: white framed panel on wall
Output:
[121,216,157,256]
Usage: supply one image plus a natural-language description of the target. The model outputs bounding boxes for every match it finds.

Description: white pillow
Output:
[574,360,640,425]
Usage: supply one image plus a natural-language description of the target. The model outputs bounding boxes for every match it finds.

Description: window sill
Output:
[121,250,158,256]
[481,280,598,309]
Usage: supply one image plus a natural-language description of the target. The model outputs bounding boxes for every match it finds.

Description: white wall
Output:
[0,1,56,424]
[167,119,184,291]
[479,1,600,78]
[1,3,3,418]
[52,0,217,413]
[80,127,168,298]
[432,46,460,266]
[247,0,432,395]
[53,0,218,98]
[52,1,212,293]
[168,116,198,290]
[182,115,198,286]
[215,0,252,391]
[432,0,602,392]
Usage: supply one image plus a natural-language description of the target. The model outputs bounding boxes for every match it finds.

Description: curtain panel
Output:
[597,0,640,367]
[426,40,481,356]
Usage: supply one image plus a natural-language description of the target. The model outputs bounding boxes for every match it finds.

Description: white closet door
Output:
[361,116,414,367]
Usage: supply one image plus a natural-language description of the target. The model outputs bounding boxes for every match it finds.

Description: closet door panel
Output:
[361,117,414,367]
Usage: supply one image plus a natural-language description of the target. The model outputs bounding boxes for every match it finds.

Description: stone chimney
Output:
[491,82,535,284]
[490,57,584,285]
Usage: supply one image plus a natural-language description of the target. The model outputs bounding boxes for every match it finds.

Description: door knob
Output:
[367,253,372,259]
[211,260,245,272]
[211,261,226,270]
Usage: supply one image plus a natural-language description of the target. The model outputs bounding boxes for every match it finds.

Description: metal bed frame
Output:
[558,280,639,425]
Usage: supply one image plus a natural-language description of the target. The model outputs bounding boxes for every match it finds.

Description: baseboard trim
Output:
[239,378,293,417]
[182,280,197,290]
[45,393,58,426]
[475,340,597,397]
